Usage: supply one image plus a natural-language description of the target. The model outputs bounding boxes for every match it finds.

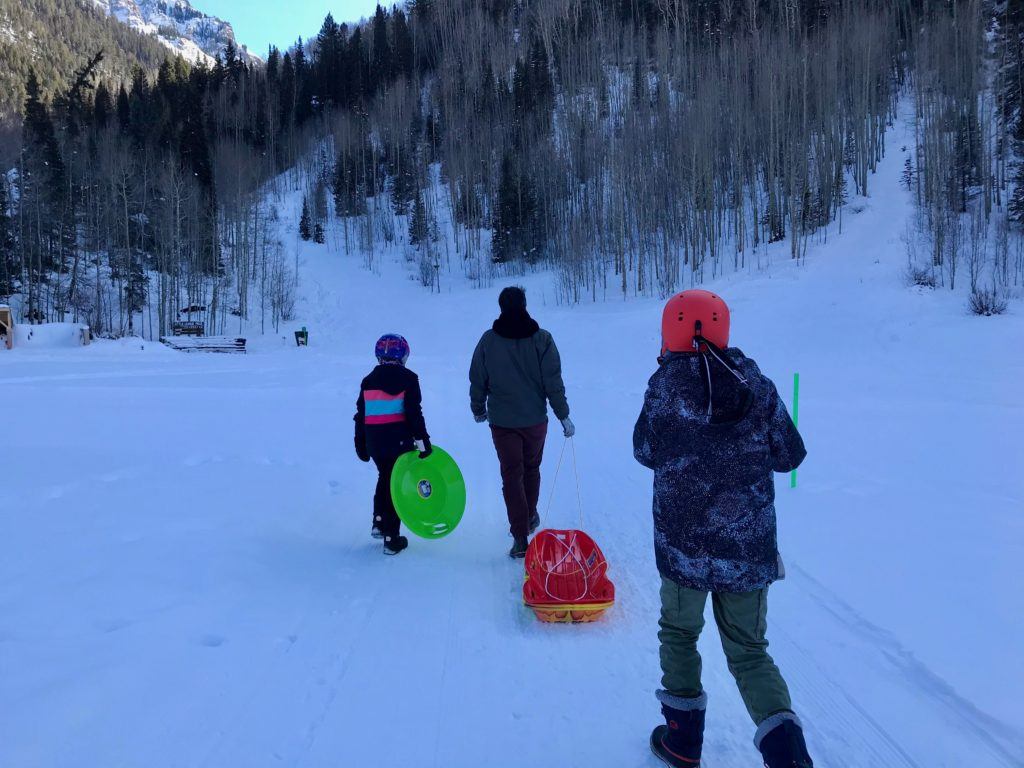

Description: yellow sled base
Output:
[525,600,614,624]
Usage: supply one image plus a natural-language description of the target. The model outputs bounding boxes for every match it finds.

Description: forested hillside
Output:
[1,0,1020,339]
[0,0,173,118]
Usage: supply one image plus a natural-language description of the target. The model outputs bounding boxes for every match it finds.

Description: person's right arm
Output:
[354,385,369,462]
[764,377,806,473]
[633,381,660,470]
[469,335,489,421]
[538,333,570,421]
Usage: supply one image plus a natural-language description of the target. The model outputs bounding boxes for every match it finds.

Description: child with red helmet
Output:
[355,334,431,555]
[634,290,812,768]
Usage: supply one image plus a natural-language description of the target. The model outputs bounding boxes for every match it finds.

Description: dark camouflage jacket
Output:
[633,348,806,593]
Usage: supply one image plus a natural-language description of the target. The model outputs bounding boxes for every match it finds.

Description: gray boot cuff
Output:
[754,711,803,750]
[656,690,708,711]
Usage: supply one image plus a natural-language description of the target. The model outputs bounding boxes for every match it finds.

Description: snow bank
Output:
[13,322,90,348]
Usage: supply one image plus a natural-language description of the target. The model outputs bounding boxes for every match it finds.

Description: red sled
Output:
[523,529,615,623]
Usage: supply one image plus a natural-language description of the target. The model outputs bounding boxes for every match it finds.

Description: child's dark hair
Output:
[498,286,527,313]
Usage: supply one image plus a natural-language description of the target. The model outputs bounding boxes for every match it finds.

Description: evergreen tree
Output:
[316,14,343,107]
[94,81,113,129]
[1009,168,1024,223]
[479,62,496,116]
[20,69,69,320]
[409,188,429,246]
[128,66,153,147]
[390,142,417,215]
[392,10,414,79]
[294,42,314,124]
[632,57,647,108]
[116,84,131,130]
[492,153,540,263]
[348,27,368,104]
[23,70,66,191]
[279,52,295,128]
[314,176,329,224]
[313,221,325,244]
[371,5,393,94]
[527,36,553,108]
[902,157,914,191]
[299,197,312,240]
[333,145,370,217]
[224,39,243,81]
[266,46,280,83]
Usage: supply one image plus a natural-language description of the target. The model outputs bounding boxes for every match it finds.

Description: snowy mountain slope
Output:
[89,0,257,65]
[1,124,1023,767]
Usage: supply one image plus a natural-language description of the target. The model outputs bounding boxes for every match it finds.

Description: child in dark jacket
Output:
[633,290,811,768]
[354,334,431,555]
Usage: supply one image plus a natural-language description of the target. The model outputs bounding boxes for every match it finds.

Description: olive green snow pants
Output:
[658,578,792,724]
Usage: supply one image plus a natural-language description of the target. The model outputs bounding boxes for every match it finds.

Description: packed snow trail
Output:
[2,135,1023,767]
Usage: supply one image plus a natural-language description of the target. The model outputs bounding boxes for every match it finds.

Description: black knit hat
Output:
[498,286,527,313]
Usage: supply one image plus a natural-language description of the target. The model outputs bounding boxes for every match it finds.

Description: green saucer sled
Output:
[390,446,466,539]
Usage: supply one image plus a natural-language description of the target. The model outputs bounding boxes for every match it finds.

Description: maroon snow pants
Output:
[490,422,548,539]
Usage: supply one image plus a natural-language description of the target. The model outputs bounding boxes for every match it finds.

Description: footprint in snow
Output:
[199,634,226,648]
[95,618,132,634]
[184,455,225,467]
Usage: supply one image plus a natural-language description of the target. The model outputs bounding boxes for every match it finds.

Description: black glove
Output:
[416,438,433,459]
[355,440,370,463]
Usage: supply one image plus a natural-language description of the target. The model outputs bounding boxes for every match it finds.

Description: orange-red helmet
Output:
[661,289,730,354]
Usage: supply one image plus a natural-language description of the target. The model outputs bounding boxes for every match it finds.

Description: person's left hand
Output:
[560,417,576,438]
[415,438,433,459]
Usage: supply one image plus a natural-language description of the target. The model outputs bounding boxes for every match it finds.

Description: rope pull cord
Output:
[538,436,590,603]
[700,352,713,418]
[695,338,748,386]
[542,530,590,603]
[542,436,585,530]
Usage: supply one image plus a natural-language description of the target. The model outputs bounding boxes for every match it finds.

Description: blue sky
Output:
[198,1,385,58]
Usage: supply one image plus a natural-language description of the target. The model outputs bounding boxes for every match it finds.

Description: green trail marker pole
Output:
[790,372,800,489]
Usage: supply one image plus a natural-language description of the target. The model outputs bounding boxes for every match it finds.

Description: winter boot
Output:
[383,535,409,555]
[371,523,384,540]
[509,536,529,559]
[528,511,541,535]
[755,714,813,768]
[650,693,706,767]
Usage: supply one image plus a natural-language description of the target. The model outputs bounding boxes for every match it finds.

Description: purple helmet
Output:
[375,333,410,365]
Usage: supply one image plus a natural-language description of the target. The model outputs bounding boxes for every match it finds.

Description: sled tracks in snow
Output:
[778,565,1024,768]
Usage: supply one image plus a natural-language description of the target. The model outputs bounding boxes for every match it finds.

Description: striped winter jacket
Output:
[354,363,429,460]
[633,349,806,593]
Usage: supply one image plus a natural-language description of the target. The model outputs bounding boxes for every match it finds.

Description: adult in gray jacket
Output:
[469,286,575,558]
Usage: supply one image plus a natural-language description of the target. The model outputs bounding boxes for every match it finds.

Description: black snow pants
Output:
[372,453,403,539]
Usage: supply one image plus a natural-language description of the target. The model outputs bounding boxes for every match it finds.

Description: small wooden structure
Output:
[172,321,205,337]
[0,305,12,350]
[161,335,246,354]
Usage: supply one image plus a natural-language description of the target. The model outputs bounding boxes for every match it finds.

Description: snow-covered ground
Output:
[2,121,1023,768]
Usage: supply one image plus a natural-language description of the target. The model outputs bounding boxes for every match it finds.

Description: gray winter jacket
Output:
[633,348,805,593]
[469,310,570,429]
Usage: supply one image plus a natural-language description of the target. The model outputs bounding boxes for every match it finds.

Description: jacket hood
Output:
[661,347,754,426]
[492,309,540,340]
